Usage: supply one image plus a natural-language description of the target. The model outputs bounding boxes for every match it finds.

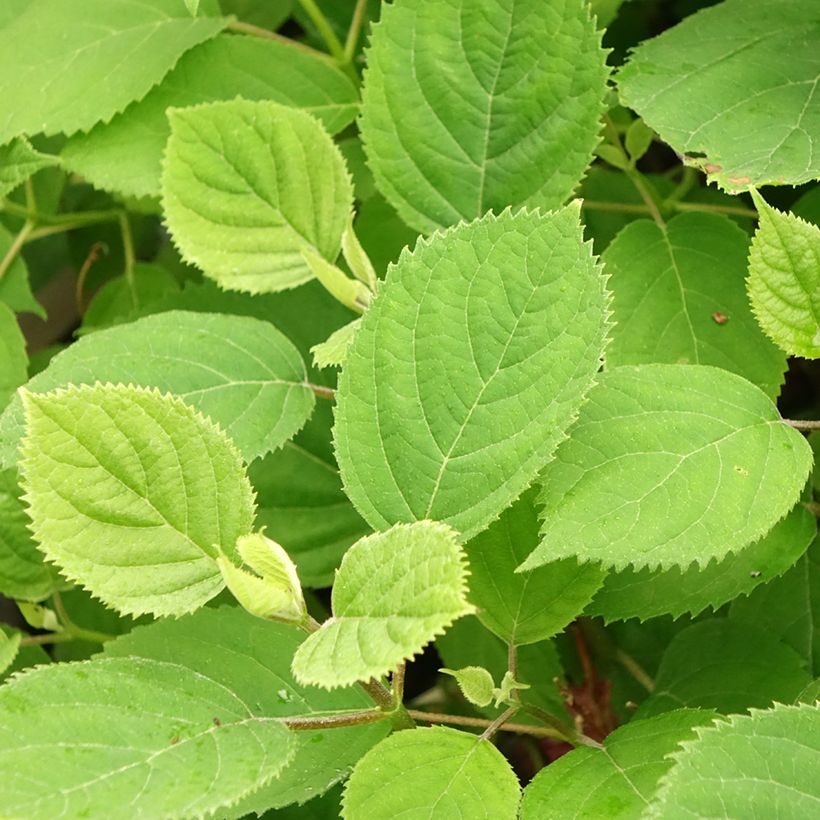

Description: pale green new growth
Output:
[292,522,472,688]
[0,0,226,142]
[360,0,609,233]
[0,302,27,411]
[618,0,820,190]
[342,219,379,291]
[523,364,812,572]
[439,666,496,708]
[520,710,716,819]
[301,248,371,314]
[0,657,295,819]
[19,383,255,616]
[0,310,315,465]
[343,727,520,820]
[648,704,820,818]
[0,137,57,198]
[162,99,354,294]
[312,319,361,370]
[748,190,820,358]
[334,207,610,541]
[0,630,20,676]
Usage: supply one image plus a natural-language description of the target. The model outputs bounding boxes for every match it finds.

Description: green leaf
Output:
[520,709,716,819]
[359,0,609,233]
[312,319,361,370]
[0,137,57,198]
[19,383,255,617]
[0,625,49,684]
[0,0,226,143]
[0,310,315,465]
[634,619,811,720]
[603,213,786,398]
[465,488,605,645]
[624,119,654,163]
[105,606,389,813]
[184,0,200,14]
[730,536,820,675]
[301,247,371,313]
[439,666,496,708]
[0,301,26,411]
[522,364,812,572]
[162,99,353,293]
[747,190,820,358]
[587,500,816,622]
[62,34,358,199]
[342,726,520,820]
[0,630,20,677]
[648,703,820,819]
[335,207,610,540]
[618,0,820,191]
[292,522,472,688]
[0,656,295,819]
[0,225,45,318]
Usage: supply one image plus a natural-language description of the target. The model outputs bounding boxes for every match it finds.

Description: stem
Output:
[614,649,654,693]
[24,178,37,215]
[582,200,652,215]
[344,0,368,63]
[671,200,757,219]
[392,663,406,704]
[75,242,108,315]
[406,709,569,740]
[480,705,519,740]
[783,418,820,431]
[118,212,135,300]
[521,704,595,747]
[51,591,116,644]
[665,166,697,205]
[283,709,388,730]
[226,19,331,60]
[507,641,520,703]
[0,220,34,280]
[298,0,346,62]
[306,382,336,401]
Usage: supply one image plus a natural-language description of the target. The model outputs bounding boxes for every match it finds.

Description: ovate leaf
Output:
[604,213,786,398]
[648,704,820,819]
[439,666,496,708]
[0,138,57,198]
[0,310,314,465]
[162,99,353,293]
[335,207,609,540]
[522,364,812,572]
[360,0,608,233]
[520,709,716,819]
[618,0,820,190]
[747,190,820,358]
[292,522,472,688]
[0,301,26,410]
[0,0,226,142]
[62,34,358,199]
[19,383,255,616]
[342,727,520,820]
[0,657,295,819]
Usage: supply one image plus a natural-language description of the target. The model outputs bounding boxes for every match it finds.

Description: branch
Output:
[784,418,820,431]
[407,709,570,741]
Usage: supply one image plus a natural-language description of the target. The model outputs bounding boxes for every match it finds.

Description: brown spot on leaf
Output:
[729,176,751,185]
[170,735,180,745]
[712,312,728,325]
[704,163,722,174]
[213,717,222,727]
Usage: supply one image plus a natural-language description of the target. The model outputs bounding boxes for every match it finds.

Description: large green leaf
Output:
[648,703,820,818]
[587,501,816,622]
[520,709,716,819]
[0,310,314,465]
[0,301,26,411]
[604,212,786,398]
[618,0,820,191]
[747,190,820,358]
[0,137,57,198]
[62,34,359,199]
[334,207,609,540]
[634,619,811,720]
[292,522,472,688]
[19,383,255,616]
[342,726,520,819]
[465,488,605,645]
[162,99,353,293]
[105,606,389,813]
[0,656,295,819]
[522,364,812,572]
[0,0,226,142]
[359,0,608,233]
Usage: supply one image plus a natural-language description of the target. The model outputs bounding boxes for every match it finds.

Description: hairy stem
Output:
[480,705,519,740]
[306,382,336,401]
[784,418,820,431]
[283,709,388,730]
[407,709,569,740]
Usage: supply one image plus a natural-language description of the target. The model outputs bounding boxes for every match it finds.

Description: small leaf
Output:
[492,671,530,708]
[0,301,27,411]
[342,727,520,820]
[0,138,58,198]
[594,143,630,170]
[624,118,654,162]
[0,630,20,676]
[301,248,371,313]
[17,602,59,632]
[342,219,379,291]
[440,666,496,708]
[19,383,255,617]
[747,190,820,358]
[311,319,361,370]
[648,704,820,818]
[162,99,353,294]
[292,522,472,689]
[522,364,812,572]
[184,0,200,14]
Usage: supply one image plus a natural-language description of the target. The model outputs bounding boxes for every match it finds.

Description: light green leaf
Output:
[523,364,812,572]
[301,247,371,313]
[439,666,496,708]
[466,488,605,645]
[604,213,786,398]
[648,703,820,819]
[359,0,609,233]
[520,709,716,819]
[292,522,472,688]
[634,619,811,720]
[0,225,45,318]
[0,0,226,142]
[0,630,20,676]
[0,301,26,411]
[618,0,820,190]
[184,0,200,14]
[311,319,361,370]
[730,536,820,675]
[19,383,255,617]
[335,207,610,541]
[0,625,49,684]
[162,99,353,293]
[590,0,626,28]
[587,500,816,622]
[0,656,295,819]
[0,137,57,198]
[105,606,389,813]
[342,726,520,820]
[624,119,654,163]
[342,219,378,291]
[747,190,820,358]
[62,34,358,199]
[0,310,314,465]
